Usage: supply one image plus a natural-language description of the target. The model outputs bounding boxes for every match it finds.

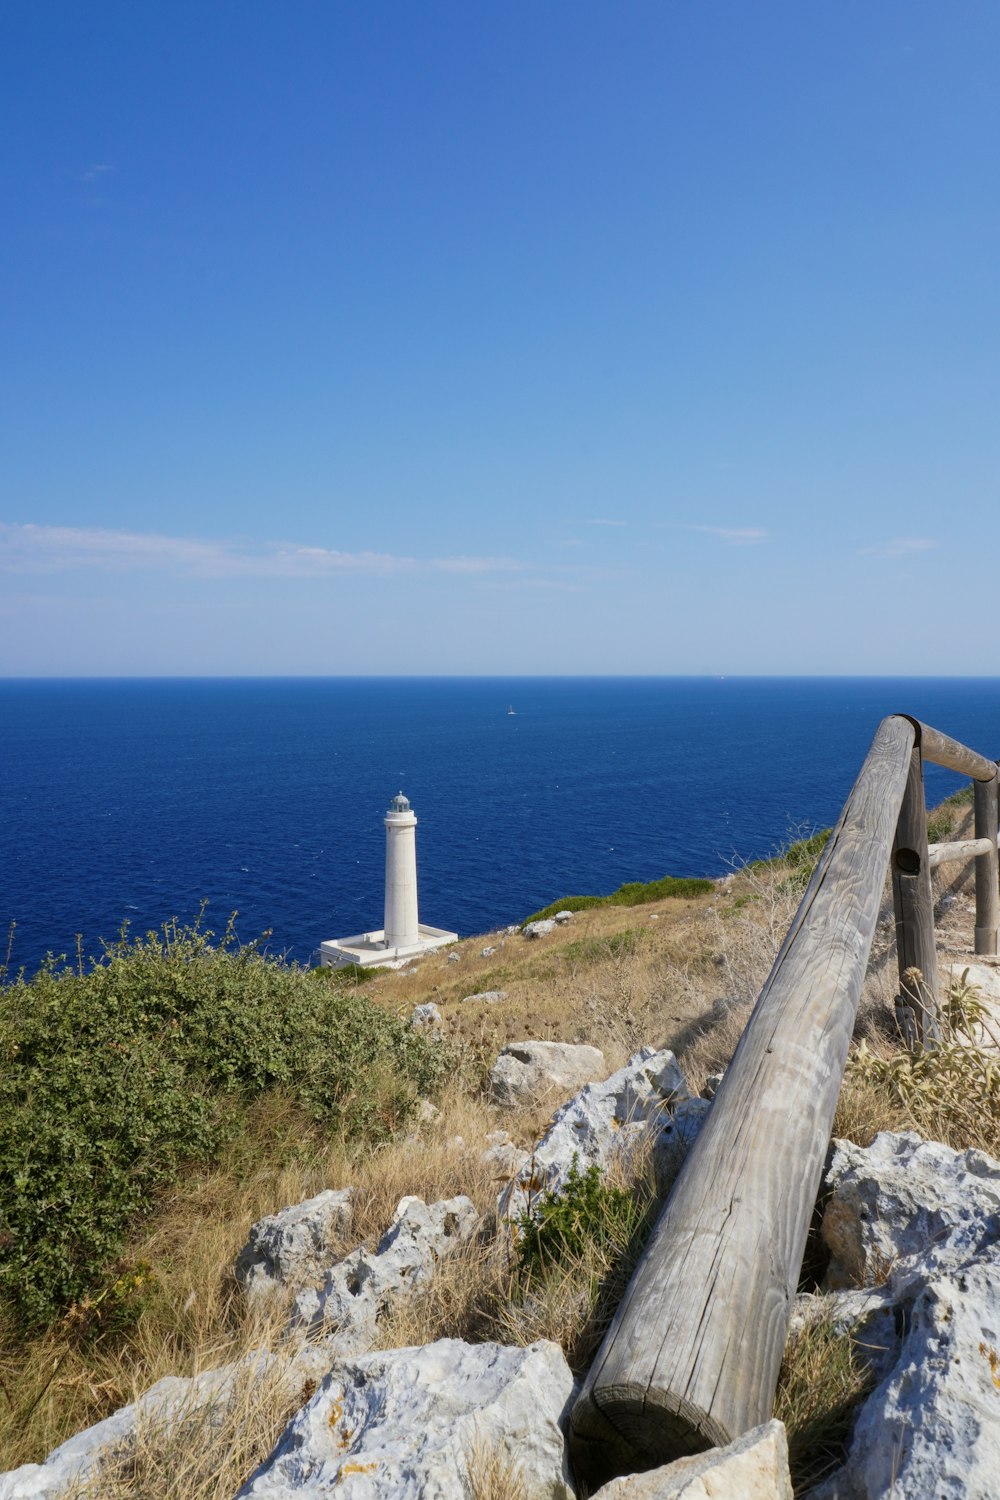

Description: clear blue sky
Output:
[2,3,998,675]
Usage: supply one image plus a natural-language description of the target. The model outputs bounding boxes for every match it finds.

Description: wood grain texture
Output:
[910,720,997,782]
[569,714,916,1487]
[892,748,942,1048]
[974,772,1000,956]
[928,836,998,870]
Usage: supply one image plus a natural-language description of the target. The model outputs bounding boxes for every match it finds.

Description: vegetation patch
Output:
[516,1159,647,1277]
[775,1316,875,1494]
[747,829,831,896]
[0,917,449,1330]
[523,874,714,926]
[560,927,646,966]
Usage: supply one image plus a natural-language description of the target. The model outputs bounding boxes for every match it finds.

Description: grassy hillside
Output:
[0,788,992,1494]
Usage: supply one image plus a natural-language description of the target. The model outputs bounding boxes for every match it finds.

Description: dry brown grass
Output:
[775,1315,875,1494]
[60,1353,307,1500]
[465,1432,530,1500]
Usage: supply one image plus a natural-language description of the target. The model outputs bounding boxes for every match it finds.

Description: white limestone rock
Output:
[290,1194,479,1348]
[592,1419,792,1500]
[480,945,498,957]
[822,1132,1000,1288]
[237,1338,576,1499]
[461,989,508,1005]
[409,1001,443,1030]
[523,919,556,938]
[488,1040,607,1109]
[235,1189,355,1301]
[499,1047,691,1222]
[481,1130,531,1183]
[553,910,574,924]
[650,1096,712,1198]
[832,1241,1000,1499]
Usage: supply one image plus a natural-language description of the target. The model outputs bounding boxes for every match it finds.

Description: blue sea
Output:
[2,677,1000,979]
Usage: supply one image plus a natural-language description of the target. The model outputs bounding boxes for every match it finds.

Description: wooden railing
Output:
[570,714,1000,1488]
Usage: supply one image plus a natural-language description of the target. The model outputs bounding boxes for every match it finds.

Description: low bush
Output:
[843,971,1000,1154]
[0,917,449,1329]
[523,874,714,925]
[516,1159,646,1277]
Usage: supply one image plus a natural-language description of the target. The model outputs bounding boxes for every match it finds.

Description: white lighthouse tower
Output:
[383,793,419,949]
[319,792,457,970]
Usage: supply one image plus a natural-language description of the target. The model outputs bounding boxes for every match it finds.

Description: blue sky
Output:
[2,2,998,674]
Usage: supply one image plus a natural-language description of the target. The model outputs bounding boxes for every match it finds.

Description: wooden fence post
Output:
[974,769,1000,956]
[891,746,941,1049]
[569,715,915,1487]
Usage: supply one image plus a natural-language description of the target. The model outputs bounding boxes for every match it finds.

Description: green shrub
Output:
[925,814,952,846]
[516,1159,647,1276]
[0,919,449,1329]
[749,829,831,878]
[523,874,714,926]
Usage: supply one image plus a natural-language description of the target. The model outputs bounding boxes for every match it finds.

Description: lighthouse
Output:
[319,792,458,969]
[383,792,419,948]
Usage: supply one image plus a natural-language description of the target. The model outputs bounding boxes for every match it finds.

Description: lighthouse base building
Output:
[319,792,457,970]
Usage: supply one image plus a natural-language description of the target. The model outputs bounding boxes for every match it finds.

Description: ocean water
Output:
[2,677,1000,978]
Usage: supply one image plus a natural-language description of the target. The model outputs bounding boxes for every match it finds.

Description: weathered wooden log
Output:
[910,720,997,781]
[974,771,1000,956]
[892,747,941,1048]
[928,836,998,870]
[569,714,916,1486]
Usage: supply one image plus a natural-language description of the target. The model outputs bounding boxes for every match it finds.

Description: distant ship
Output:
[507,705,516,716]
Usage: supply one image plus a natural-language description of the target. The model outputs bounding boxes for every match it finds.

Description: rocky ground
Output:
[4,793,999,1500]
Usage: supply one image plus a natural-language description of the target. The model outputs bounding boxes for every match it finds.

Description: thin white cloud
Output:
[684,524,767,545]
[586,518,627,527]
[0,523,526,579]
[858,537,939,558]
[81,164,112,183]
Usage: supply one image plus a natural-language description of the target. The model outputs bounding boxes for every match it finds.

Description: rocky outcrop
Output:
[235,1188,355,1302]
[291,1194,479,1348]
[804,1131,1000,1499]
[523,919,556,938]
[237,1338,576,1499]
[649,1096,712,1198]
[592,1420,792,1500]
[814,1243,1000,1500]
[409,1001,443,1030]
[488,1040,607,1108]
[481,1130,531,1184]
[462,989,508,1005]
[499,1047,693,1222]
[822,1131,1000,1289]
